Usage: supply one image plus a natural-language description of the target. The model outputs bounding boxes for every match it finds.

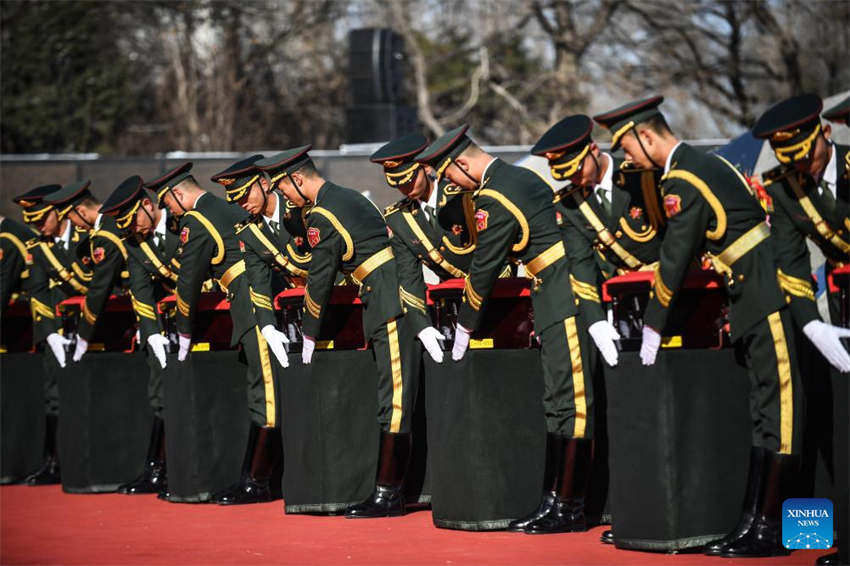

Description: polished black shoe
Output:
[816,552,841,565]
[345,431,412,519]
[721,450,800,558]
[210,423,281,505]
[25,457,61,485]
[601,530,615,545]
[26,414,61,486]
[525,436,594,535]
[118,417,167,495]
[157,487,170,502]
[508,434,564,532]
[704,446,765,555]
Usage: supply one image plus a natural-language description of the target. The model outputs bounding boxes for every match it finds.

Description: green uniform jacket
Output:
[384,179,477,334]
[461,158,578,335]
[557,157,665,325]
[235,202,311,331]
[644,143,785,339]
[175,192,255,345]
[763,144,849,326]
[302,182,402,339]
[124,212,181,342]
[1,218,37,316]
[77,214,128,342]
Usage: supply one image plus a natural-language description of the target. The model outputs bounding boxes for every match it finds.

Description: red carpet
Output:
[0,485,831,565]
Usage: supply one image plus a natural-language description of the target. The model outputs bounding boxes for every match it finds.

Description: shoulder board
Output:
[384,198,412,217]
[761,164,794,186]
[553,186,582,204]
[443,184,474,196]
[25,237,42,250]
[234,215,260,234]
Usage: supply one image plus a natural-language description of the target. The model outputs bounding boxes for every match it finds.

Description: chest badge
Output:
[475,209,489,232]
[451,224,464,235]
[180,226,190,245]
[629,206,643,219]
[92,247,106,264]
[556,211,563,225]
[307,227,321,247]
[294,236,305,247]
[387,226,394,238]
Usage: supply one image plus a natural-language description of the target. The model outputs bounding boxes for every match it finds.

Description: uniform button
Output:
[366,286,372,292]
[641,224,647,230]
[838,229,844,236]
[786,296,791,304]
[417,254,423,259]
[440,246,446,251]
[615,230,623,238]
[737,274,745,282]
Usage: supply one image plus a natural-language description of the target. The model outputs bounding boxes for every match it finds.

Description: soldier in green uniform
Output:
[753,94,850,566]
[531,114,665,367]
[415,125,595,535]
[98,176,180,496]
[370,132,482,358]
[148,162,287,505]
[214,155,311,340]
[10,185,94,485]
[43,181,129,363]
[1,215,34,316]
[597,96,803,557]
[255,146,423,518]
[530,114,666,544]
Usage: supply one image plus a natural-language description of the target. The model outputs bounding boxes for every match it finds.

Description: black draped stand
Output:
[604,349,752,552]
[0,353,47,483]
[425,349,547,531]
[162,351,251,503]
[57,352,154,493]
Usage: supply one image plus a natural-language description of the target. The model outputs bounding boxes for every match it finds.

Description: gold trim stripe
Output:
[610,120,635,148]
[218,259,246,290]
[309,208,354,261]
[1,233,29,261]
[255,327,277,428]
[715,221,770,268]
[565,317,587,438]
[138,237,177,282]
[576,195,643,269]
[399,286,427,314]
[653,264,673,307]
[83,302,97,325]
[304,287,321,318]
[524,241,565,277]
[464,276,484,311]
[250,288,274,311]
[662,169,727,241]
[777,269,815,301]
[130,293,157,320]
[30,297,55,320]
[569,274,601,303]
[176,290,191,317]
[767,312,794,454]
[72,262,92,282]
[183,211,226,265]
[401,210,466,277]
[786,174,850,254]
[387,319,404,434]
[351,247,394,284]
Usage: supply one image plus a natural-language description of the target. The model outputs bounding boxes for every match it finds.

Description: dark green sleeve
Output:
[769,195,820,327]
[643,181,709,333]
[390,223,430,335]
[127,252,164,342]
[26,254,61,343]
[240,232,278,330]
[0,239,25,316]
[78,237,124,341]
[458,197,519,331]
[302,215,342,338]
[561,213,605,325]
[175,219,214,337]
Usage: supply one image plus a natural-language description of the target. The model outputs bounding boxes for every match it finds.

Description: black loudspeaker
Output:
[345,104,419,144]
[348,28,405,105]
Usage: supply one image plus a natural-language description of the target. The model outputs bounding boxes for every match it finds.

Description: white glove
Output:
[73,336,89,362]
[177,333,192,362]
[803,320,850,373]
[302,335,316,365]
[588,320,621,367]
[418,327,445,364]
[452,324,472,362]
[261,325,291,369]
[146,334,170,369]
[640,325,662,366]
[46,333,72,368]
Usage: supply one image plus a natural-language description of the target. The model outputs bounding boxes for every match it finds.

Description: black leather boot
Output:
[525,436,594,534]
[721,449,801,558]
[508,433,564,532]
[118,417,167,495]
[210,423,282,505]
[345,431,412,519]
[26,414,61,485]
[601,530,615,545]
[704,446,765,555]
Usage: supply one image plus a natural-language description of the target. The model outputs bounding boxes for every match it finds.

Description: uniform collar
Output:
[56,220,72,247]
[193,191,209,208]
[263,193,281,226]
[480,157,499,188]
[154,209,167,238]
[420,179,439,211]
[821,142,837,188]
[664,141,684,175]
[315,181,332,205]
[94,213,103,230]
[595,153,614,195]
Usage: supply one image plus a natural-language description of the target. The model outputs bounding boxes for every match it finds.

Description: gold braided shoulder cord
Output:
[476,189,529,253]
[183,211,225,265]
[309,207,354,262]
[662,170,727,241]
